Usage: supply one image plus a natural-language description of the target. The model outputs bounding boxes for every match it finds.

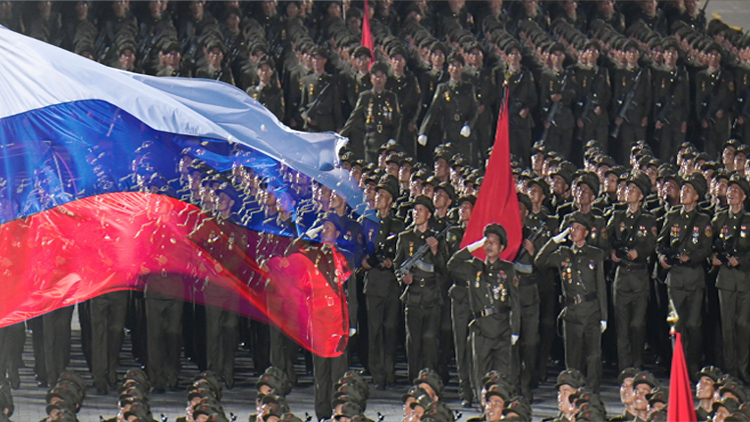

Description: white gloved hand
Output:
[460,125,471,137]
[467,237,486,252]
[552,227,571,243]
[349,327,357,337]
[418,134,428,146]
[511,334,519,346]
[305,225,324,239]
[600,320,607,333]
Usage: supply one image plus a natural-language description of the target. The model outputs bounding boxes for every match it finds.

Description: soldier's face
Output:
[390,54,406,73]
[413,204,431,226]
[550,51,564,69]
[430,50,445,69]
[371,70,387,91]
[458,201,473,222]
[569,222,588,243]
[680,184,699,205]
[258,64,274,84]
[625,184,643,204]
[620,377,635,404]
[575,183,594,206]
[448,61,463,81]
[665,47,678,67]
[625,48,639,66]
[528,184,545,205]
[375,189,392,211]
[726,184,745,206]
[557,385,576,413]
[321,221,340,242]
[484,233,503,261]
[485,395,504,421]
[707,51,721,68]
[633,384,652,411]
[507,49,521,69]
[696,377,715,400]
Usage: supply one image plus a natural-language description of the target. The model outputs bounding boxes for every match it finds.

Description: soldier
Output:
[500,42,538,166]
[631,371,659,422]
[156,41,190,77]
[448,224,520,401]
[560,174,611,254]
[609,367,639,422]
[695,366,723,421]
[0,323,23,389]
[246,57,285,121]
[299,47,343,133]
[536,212,608,393]
[418,53,479,165]
[361,178,404,390]
[195,39,235,85]
[652,38,690,161]
[464,42,498,165]
[341,61,401,163]
[88,291,129,394]
[657,174,712,377]
[611,41,651,165]
[394,195,448,382]
[606,173,658,371]
[539,43,576,160]
[695,43,734,159]
[572,41,611,153]
[386,46,421,158]
[547,369,586,422]
[710,175,750,382]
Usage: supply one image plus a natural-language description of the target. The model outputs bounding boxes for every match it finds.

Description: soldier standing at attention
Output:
[300,46,343,133]
[341,61,401,163]
[536,212,607,393]
[611,41,651,165]
[394,195,447,382]
[695,43,733,159]
[448,224,520,401]
[657,174,712,378]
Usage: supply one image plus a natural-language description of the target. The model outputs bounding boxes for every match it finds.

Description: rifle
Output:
[514,225,545,274]
[700,69,723,125]
[540,73,569,143]
[734,86,750,130]
[93,23,110,63]
[655,68,683,127]
[610,67,645,138]
[302,81,332,123]
[395,224,452,280]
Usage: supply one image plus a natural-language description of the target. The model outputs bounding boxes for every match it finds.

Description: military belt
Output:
[618,262,647,271]
[413,277,436,288]
[474,304,510,318]
[561,292,598,306]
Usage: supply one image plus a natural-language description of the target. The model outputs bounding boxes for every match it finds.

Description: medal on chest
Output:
[475,271,481,289]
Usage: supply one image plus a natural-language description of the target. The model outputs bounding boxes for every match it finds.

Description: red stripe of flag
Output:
[362,0,374,70]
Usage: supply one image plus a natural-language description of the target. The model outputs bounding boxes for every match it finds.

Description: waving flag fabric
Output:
[0,26,364,357]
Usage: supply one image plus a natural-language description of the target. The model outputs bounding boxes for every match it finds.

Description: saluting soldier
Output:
[499,42,537,166]
[657,174,712,377]
[695,43,734,159]
[652,38,690,161]
[611,41,651,165]
[394,195,448,382]
[246,57,285,121]
[606,173,658,371]
[360,177,404,390]
[710,175,750,382]
[539,43,576,160]
[299,46,343,133]
[418,53,479,166]
[448,224,520,402]
[536,212,608,394]
[341,61,401,163]
[560,173,611,255]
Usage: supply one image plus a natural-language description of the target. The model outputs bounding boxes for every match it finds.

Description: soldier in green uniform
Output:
[572,41,611,154]
[246,57,285,121]
[652,38,690,161]
[360,178,403,390]
[445,195,475,406]
[559,173,611,255]
[710,175,750,382]
[299,46,343,133]
[386,46,422,158]
[695,366,723,421]
[448,223,520,402]
[609,367,639,422]
[341,61,401,163]
[418,53,478,166]
[657,174,712,377]
[0,383,12,422]
[606,173,657,371]
[544,369,586,422]
[539,43,576,160]
[500,42,537,166]
[195,39,235,85]
[611,41,651,165]
[394,195,448,382]
[536,212,608,393]
[695,43,734,159]
[631,371,659,422]
[464,42,497,165]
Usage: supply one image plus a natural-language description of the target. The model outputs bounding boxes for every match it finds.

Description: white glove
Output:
[552,227,571,243]
[511,334,519,346]
[460,125,471,137]
[467,237,486,252]
[600,320,607,333]
[418,134,428,146]
[349,327,357,337]
[305,225,324,239]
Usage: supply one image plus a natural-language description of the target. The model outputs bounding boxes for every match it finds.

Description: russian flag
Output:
[0,26,366,357]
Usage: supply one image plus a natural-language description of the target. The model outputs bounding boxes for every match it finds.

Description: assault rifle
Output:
[395,224,452,280]
[611,68,644,138]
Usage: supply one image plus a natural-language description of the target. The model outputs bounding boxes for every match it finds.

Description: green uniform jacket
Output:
[394,227,448,307]
[447,248,520,339]
[657,207,712,290]
[606,208,658,291]
[535,240,607,324]
[419,80,478,142]
[341,89,402,148]
[711,208,750,292]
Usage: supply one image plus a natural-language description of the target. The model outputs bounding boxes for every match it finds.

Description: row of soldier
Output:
[9,1,750,167]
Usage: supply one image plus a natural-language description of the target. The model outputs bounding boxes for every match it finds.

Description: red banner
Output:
[362,0,374,69]
[667,333,697,422]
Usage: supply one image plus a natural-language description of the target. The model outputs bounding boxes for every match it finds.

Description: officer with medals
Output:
[536,212,608,394]
[394,195,448,382]
[606,172,657,371]
[710,174,750,382]
[657,174,712,377]
[448,223,520,402]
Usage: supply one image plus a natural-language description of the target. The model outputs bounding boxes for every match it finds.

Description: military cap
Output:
[728,173,750,197]
[575,172,600,194]
[376,177,399,201]
[123,401,153,421]
[422,401,454,422]
[705,42,722,54]
[727,412,750,422]
[617,367,640,385]
[414,368,444,398]
[456,195,476,208]
[646,387,669,405]
[518,193,533,213]
[258,367,292,396]
[261,394,291,416]
[623,39,640,52]
[527,177,550,198]
[370,61,389,75]
[715,397,741,415]
[502,396,531,419]
[684,174,708,199]
[280,413,304,422]
[335,401,362,418]
[402,386,429,403]
[187,387,215,402]
[160,40,182,54]
[335,383,366,407]
[697,366,724,383]
[548,42,565,55]
[193,402,224,418]
[331,393,364,410]
[568,211,593,231]
[121,368,150,393]
[481,370,514,393]
[430,41,450,56]
[336,371,370,399]
[632,371,659,389]
[576,408,607,422]
[389,45,408,59]
[380,139,401,153]
[736,144,750,157]
[485,384,510,402]
[352,46,372,59]
[627,172,651,197]
[435,182,456,202]
[311,46,329,59]
[413,195,435,214]
[193,371,223,400]
[720,379,748,403]
[56,371,87,399]
[46,386,78,406]
[447,52,465,66]
[483,223,507,247]
[551,167,573,187]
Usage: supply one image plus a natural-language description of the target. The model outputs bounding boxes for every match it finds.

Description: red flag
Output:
[667,332,697,422]
[362,0,374,69]
[460,94,522,260]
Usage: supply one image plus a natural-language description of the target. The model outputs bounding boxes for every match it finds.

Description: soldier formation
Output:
[6,0,750,421]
